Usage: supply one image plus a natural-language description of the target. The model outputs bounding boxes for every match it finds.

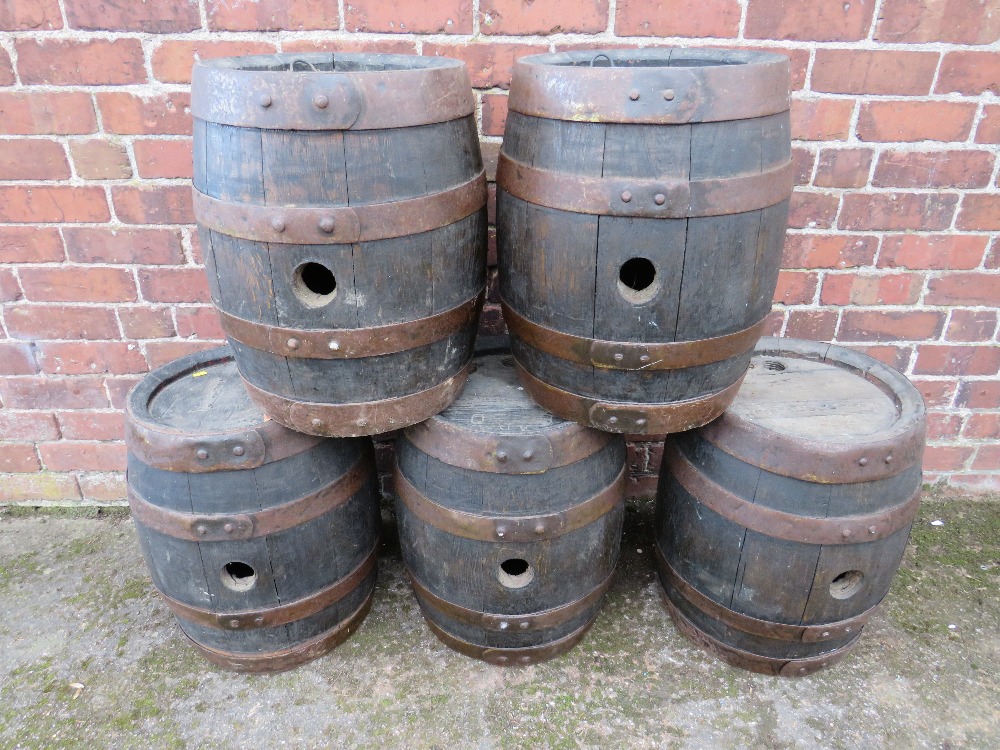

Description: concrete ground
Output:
[0,492,997,750]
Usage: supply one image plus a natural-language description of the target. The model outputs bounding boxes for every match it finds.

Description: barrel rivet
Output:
[620,191,632,203]
[496,450,508,463]
[519,656,532,663]
[821,631,831,638]
[534,524,545,534]
[313,94,329,109]
[497,656,509,664]
[636,418,647,426]
[613,353,624,362]
[798,667,808,675]
[318,216,335,233]
[654,193,666,206]
[845,627,852,634]
[232,445,245,457]
[223,523,234,533]
[271,217,286,233]
[662,89,675,101]
[520,621,530,630]
[254,616,264,625]
[608,416,619,424]
[522,450,533,460]
[259,94,273,108]
[868,525,878,534]
[496,526,506,538]
[229,619,240,628]
[357,418,368,427]
[196,449,209,460]
[640,355,650,363]
[329,340,341,351]
[287,338,300,350]
[311,418,322,428]
[629,90,640,101]
[884,454,893,464]
[842,529,852,539]
[499,621,509,630]
[196,525,207,536]
[858,457,869,466]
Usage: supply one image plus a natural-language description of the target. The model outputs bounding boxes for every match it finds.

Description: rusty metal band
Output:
[509,49,789,125]
[514,361,744,435]
[498,153,792,218]
[127,451,373,542]
[502,300,764,372]
[408,570,613,633]
[219,290,484,361]
[158,546,377,632]
[422,611,595,667]
[242,364,473,437]
[192,54,474,130]
[665,442,922,545]
[654,545,876,644]
[403,417,613,475]
[193,171,486,245]
[699,336,927,484]
[660,590,856,677]
[185,589,374,674]
[394,464,625,543]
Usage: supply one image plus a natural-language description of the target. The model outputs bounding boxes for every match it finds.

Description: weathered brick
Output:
[19,267,137,303]
[0,186,109,223]
[856,345,913,372]
[0,342,34,375]
[112,186,194,224]
[152,40,277,84]
[68,139,132,180]
[957,381,1000,408]
[626,474,659,500]
[791,147,815,185]
[97,92,191,136]
[875,0,1000,45]
[0,92,97,135]
[787,192,839,229]
[936,51,1000,96]
[0,227,64,263]
[839,193,958,232]
[207,0,339,30]
[957,195,1000,231]
[963,414,1000,440]
[746,0,875,41]
[65,0,201,32]
[782,234,878,269]
[773,271,818,304]
[813,148,873,189]
[761,309,786,336]
[821,272,923,306]
[976,105,1000,144]
[927,413,964,440]
[971,445,1000,471]
[36,342,147,375]
[132,139,193,179]
[0,473,81,503]
[482,94,508,137]
[911,379,957,409]
[16,38,146,85]
[785,309,839,340]
[137,268,211,303]
[987,238,1000,270]
[616,0,739,37]
[0,444,40,472]
[812,49,938,96]
[481,0,605,34]
[0,0,62,30]
[0,376,110,409]
[143,341,223,369]
[926,274,1000,307]
[64,227,184,265]
[104,376,142,410]
[0,411,59,441]
[0,48,14,85]
[0,267,20,302]
[946,310,998,343]
[914,345,1000,376]
[424,42,547,89]
[0,139,70,180]
[839,310,945,342]
[878,235,988,270]
[873,150,994,190]
[790,98,854,141]
[56,411,126,441]
[347,0,472,33]
[857,101,978,143]
[38,441,127,472]
[175,306,225,339]
[282,39,418,55]
[78,472,127,502]
[118,306,176,339]
[5,304,119,341]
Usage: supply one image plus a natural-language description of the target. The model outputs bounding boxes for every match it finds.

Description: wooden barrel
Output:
[192,53,487,437]
[497,49,792,434]
[655,337,925,676]
[394,354,627,665]
[125,346,380,672]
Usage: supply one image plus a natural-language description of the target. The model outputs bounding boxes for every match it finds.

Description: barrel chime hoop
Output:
[422,614,595,667]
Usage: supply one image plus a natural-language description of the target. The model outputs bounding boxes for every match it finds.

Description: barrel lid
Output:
[699,337,926,483]
[403,354,615,474]
[125,345,322,473]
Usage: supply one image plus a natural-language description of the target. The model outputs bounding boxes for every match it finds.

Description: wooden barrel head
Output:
[146,356,261,433]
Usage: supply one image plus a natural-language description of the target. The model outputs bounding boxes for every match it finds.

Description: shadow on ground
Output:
[0,494,998,750]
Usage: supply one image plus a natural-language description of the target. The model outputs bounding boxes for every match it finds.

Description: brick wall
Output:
[0,0,998,505]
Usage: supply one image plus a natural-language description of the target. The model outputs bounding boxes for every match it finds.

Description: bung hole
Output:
[221,561,257,593]
[498,558,535,589]
[293,262,337,307]
[763,360,786,372]
[829,570,864,600]
[617,257,658,303]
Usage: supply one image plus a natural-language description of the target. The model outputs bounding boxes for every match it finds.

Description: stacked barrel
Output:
[124,49,925,676]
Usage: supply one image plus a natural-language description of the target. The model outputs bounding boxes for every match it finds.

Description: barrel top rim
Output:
[194,52,467,74]
[516,47,790,70]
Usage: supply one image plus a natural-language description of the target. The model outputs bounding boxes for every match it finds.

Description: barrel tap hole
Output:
[829,570,864,600]
[221,561,258,593]
[617,257,658,304]
[293,262,337,308]
[498,558,535,589]
[763,360,786,372]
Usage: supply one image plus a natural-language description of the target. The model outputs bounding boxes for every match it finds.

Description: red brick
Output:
[957,195,1000,231]
[791,147,815,186]
[783,234,877,269]
[78,472,127,502]
[616,0,739,37]
[132,139,193,179]
[839,310,945,342]
[0,186,109,223]
[915,345,1000,376]
[187,229,204,263]
[875,0,1000,44]
[0,48,13,85]
[36,342,147,375]
[0,376,110,409]
[626,474,659,500]
[487,183,496,224]
[926,274,1000,307]
[963,414,1000,440]
[64,227,184,265]
[347,0,471,33]
[773,271,818,304]
[923,445,974,472]
[424,43,547,90]
[878,235,987,271]
[874,150,994,190]
[857,101,977,143]
[746,0,875,40]
[282,39,418,55]
[482,94,508,137]
[813,148,873,189]
[761,309,786,336]
[0,92,97,135]
[137,268,211,303]
[112,186,194,225]
[790,98,854,141]
[118,306,176,339]
[911,379,957,409]
[788,192,839,229]
[38,441,126,472]
[0,0,61,29]
[65,0,200,32]
[0,138,69,180]
[19,267,137,303]
[0,267,20,302]
[824,272,924,306]
[175,306,225,339]
[0,472,82,502]
[480,0,606,34]
[839,193,958,232]
[56,411,125,441]
[97,92,191,136]
[152,40,277,84]
[15,38,146,85]
[0,411,59,441]
[856,345,913,372]
[947,310,998,343]
[957,380,1000,408]
[143,340,222,369]
[4,304,119,341]
[812,49,938,96]
[0,342,34,375]
[0,444,40,472]
[207,0,338,30]
[482,142,500,183]
[69,139,131,180]
[104,376,141,410]
[976,105,1000,144]
[0,227,62,263]
[936,51,1000,96]
[972,445,1000,471]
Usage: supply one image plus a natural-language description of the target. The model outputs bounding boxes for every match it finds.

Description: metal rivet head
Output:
[629,90,640,101]
[884,455,893,464]
[311,418,322,428]
[620,191,632,203]
[858,457,869,466]
[522,450,533,460]
[287,338,300,350]
[845,627,852,634]
[496,450,508,463]
[318,216,335,233]
[196,449,209,460]
[519,621,529,630]
[357,418,368,427]
[313,94,329,109]
[259,94,273,108]
[636,419,647,426]
[821,631,831,638]
[654,193,666,206]
[271,217,285,233]
[329,341,341,351]
[223,523,234,533]
[254,616,264,625]
[868,525,878,534]
[662,89,675,101]
[496,656,509,664]
[613,353,624,362]
[608,416,618,424]
[498,621,509,630]
[842,529,852,539]
[798,667,808,675]
[229,619,240,628]
[232,446,245,457]
[519,655,532,664]
[534,524,545,534]
[496,526,506,538]
[640,355,650,363]
[196,525,207,536]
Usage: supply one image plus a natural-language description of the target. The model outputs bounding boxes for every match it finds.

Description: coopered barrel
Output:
[655,337,925,676]
[192,53,487,437]
[395,354,627,665]
[125,346,380,672]
[498,48,792,434]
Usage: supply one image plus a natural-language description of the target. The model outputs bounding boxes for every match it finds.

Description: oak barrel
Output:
[125,346,380,672]
[655,337,925,676]
[395,354,627,665]
[192,53,487,437]
[498,48,792,434]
